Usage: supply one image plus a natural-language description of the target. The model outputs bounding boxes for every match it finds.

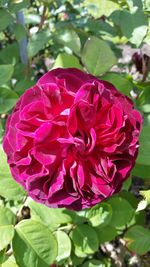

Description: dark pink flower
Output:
[3,68,142,210]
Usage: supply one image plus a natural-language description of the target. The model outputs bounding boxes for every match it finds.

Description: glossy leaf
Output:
[0,146,26,200]
[84,0,120,19]
[110,9,148,46]
[14,23,27,41]
[0,225,14,251]
[0,43,19,64]
[101,72,133,96]
[53,53,83,70]
[29,200,74,230]
[82,36,117,76]
[28,30,51,58]
[2,257,19,267]
[124,225,150,255]
[96,225,117,244]
[107,196,134,227]
[82,259,106,267]
[70,224,99,255]
[0,206,15,251]
[136,126,150,166]
[0,87,18,113]
[13,220,58,267]
[55,231,71,263]
[0,65,14,85]
[0,206,16,226]
[0,9,12,31]
[55,28,81,55]
[87,203,112,227]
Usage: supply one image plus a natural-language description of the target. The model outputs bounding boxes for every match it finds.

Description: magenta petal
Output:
[2,68,142,210]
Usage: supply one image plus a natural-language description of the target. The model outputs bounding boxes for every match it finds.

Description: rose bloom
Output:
[3,68,142,210]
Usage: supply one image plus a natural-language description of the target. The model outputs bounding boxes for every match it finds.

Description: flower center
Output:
[72,128,96,159]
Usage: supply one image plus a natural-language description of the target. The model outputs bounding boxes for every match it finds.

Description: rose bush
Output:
[3,68,142,210]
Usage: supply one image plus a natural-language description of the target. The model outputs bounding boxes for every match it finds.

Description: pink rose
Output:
[3,68,142,210]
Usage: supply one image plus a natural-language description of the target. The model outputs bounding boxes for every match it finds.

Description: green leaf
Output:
[140,190,150,205]
[55,231,71,263]
[0,65,14,85]
[70,224,99,256]
[55,29,81,55]
[14,79,35,95]
[2,256,19,267]
[28,30,51,58]
[14,23,26,41]
[53,53,83,70]
[126,0,143,12]
[122,176,132,191]
[0,206,16,226]
[107,196,134,227]
[110,10,148,46]
[84,0,120,19]
[0,87,18,113]
[119,191,146,226]
[70,253,84,266]
[136,126,150,166]
[100,72,133,96]
[87,203,112,227]
[0,250,7,265]
[82,36,117,76]
[130,25,148,47]
[0,225,14,251]
[0,146,26,201]
[0,206,15,251]
[13,220,57,267]
[8,0,29,13]
[132,163,150,179]
[124,225,150,255]
[29,200,73,230]
[0,9,12,31]
[96,225,117,244]
[137,190,150,211]
[137,85,150,113]
[145,0,150,10]
[0,43,19,64]
[82,259,106,267]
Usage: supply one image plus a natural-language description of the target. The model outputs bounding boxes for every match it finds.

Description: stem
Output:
[16,11,28,65]
[38,5,47,31]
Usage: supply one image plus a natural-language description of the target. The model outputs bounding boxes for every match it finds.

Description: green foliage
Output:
[28,30,51,58]
[13,220,58,267]
[107,196,134,227]
[86,203,112,227]
[0,0,150,266]
[136,126,150,166]
[0,86,18,113]
[0,9,12,32]
[70,224,99,256]
[54,28,81,55]
[14,23,27,41]
[0,65,14,85]
[0,146,26,200]
[101,72,133,96]
[29,200,74,230]
[55,230,71,263]
[53,53,83,69]
[84,0,120,19]
[124,225,150,255]
[0,207,15,251]
[82,36,117,76]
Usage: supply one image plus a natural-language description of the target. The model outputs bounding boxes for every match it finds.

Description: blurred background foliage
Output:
[0,0,150,266]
